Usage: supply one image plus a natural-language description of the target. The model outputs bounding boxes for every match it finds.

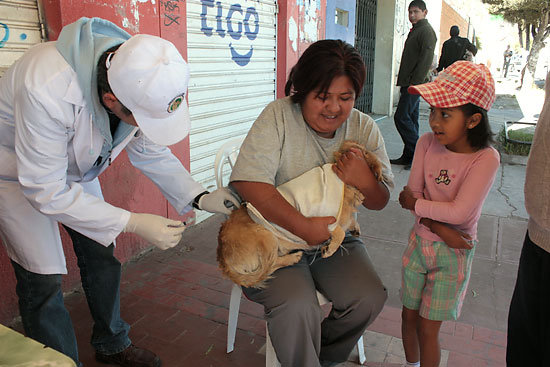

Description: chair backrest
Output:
[214,137,245,189]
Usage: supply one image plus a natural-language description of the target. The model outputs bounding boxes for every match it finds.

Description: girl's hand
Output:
[420,218,473,250]
[297,216,336,246]
[399,186,417,210]
[332,148,373,190]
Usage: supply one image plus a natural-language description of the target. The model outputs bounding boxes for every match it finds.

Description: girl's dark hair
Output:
[284,39,366,104]
[97,44,131,115]
[459,103,494,149]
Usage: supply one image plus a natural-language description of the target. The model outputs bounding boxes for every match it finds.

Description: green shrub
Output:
[496,124,534,156]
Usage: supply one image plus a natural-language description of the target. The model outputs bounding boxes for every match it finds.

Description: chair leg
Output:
[227,284,242,353]
[357,335,366,365]
[265,323,281,367]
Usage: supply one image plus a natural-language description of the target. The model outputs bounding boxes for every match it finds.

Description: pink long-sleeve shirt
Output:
[408,133,500,241]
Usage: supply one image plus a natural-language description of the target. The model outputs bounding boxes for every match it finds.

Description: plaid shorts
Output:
[401,232,477,321]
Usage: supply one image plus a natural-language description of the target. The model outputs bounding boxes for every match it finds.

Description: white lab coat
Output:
[0,42,205,274]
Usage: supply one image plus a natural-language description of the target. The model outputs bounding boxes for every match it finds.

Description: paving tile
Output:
[377,306,401,322]
[367,316,402,339]
[475,215,498,259]
[454,322,474,339]
[473,325,507,347]
[36,208,512,367]
[231,312,266,337]
[498,217,528,264]
[121,297,179,325]
[440,320,455,335]
[441,349,449,366]
[364,347,387,363]
[447,351,475,366]
[364,330,392,351]
[384,352,406,364]
[387,337,405,357]
[132,312,188,343]
[358,202,414,244]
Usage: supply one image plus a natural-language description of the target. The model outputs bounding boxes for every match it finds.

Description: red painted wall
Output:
[277,0,326,98]
[0,0,192,324]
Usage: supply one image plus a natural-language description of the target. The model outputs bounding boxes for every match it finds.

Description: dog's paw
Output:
[290,251,303,263]
[321,245,335,258]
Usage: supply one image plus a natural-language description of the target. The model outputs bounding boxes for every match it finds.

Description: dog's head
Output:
[334,140,383,182]
[334,140,368,162]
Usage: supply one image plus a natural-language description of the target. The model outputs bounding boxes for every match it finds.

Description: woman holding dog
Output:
[229,40,394,367]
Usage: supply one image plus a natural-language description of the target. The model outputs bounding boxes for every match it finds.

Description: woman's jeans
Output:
[11,226,131,364]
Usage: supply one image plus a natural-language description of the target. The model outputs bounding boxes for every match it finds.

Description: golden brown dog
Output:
[217,140,383,288]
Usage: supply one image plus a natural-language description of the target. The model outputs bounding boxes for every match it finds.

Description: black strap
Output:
[192,191,209,209]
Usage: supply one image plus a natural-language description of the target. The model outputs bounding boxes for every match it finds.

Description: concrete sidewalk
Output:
[15,78,541,366]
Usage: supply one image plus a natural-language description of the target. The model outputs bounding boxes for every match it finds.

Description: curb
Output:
[500,152,528,166]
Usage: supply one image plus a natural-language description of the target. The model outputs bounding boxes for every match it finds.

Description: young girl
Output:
[398,61,500,367]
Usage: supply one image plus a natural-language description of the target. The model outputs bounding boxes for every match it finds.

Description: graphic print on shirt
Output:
[435,169,451,185]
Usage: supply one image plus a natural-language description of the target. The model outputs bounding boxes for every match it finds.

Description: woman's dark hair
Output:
[284,39,366,104]
[459,103,494,149]
[97,44,131,116]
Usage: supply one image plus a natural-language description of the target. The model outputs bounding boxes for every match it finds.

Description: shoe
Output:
[96,344,161,367]
[390,156,412,165]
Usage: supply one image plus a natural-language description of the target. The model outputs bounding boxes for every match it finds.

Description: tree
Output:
[483,0,550,86]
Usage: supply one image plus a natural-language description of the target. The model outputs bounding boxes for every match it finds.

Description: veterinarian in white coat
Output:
[0,17,238,367]
[230,40,393,367]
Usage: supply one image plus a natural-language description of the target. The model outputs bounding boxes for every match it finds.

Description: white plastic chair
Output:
[213,136,246,354]
[213,137,366,365]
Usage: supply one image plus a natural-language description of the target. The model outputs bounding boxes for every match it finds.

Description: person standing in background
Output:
[502,45,513,78]
[436,25,478,72]
[506,72,550,366]
[391,0,437,170]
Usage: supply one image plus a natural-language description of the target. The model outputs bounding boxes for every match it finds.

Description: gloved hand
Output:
[198,187,241,215]
[124,213,185,250]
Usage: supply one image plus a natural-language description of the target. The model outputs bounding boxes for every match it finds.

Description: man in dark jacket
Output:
[436,25,477,72]
[391,0,437,170]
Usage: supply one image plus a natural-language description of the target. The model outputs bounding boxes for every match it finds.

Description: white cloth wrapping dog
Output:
[246,163,345,245]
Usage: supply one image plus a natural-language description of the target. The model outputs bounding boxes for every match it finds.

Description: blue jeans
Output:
[393,86,420,160]
[11,226,131,364]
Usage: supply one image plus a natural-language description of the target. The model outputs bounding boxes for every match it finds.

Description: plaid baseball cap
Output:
[408,61,495,111]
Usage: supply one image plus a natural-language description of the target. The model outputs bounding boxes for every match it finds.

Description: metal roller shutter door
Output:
[0,0,43,76]
[186,0,277,223]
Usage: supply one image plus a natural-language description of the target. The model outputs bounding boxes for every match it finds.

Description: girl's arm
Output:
[420,218,473,249]
[406,134,429,199]
[231,181,335,246]
[399,134,429,210]
[414,151,500,225]
[401,189,472,249]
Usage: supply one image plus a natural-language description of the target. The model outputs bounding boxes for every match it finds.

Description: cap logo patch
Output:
[167,93,185,113]
[438,71,456,83]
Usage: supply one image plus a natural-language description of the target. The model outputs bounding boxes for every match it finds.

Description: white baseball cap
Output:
[107,34,191,146]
